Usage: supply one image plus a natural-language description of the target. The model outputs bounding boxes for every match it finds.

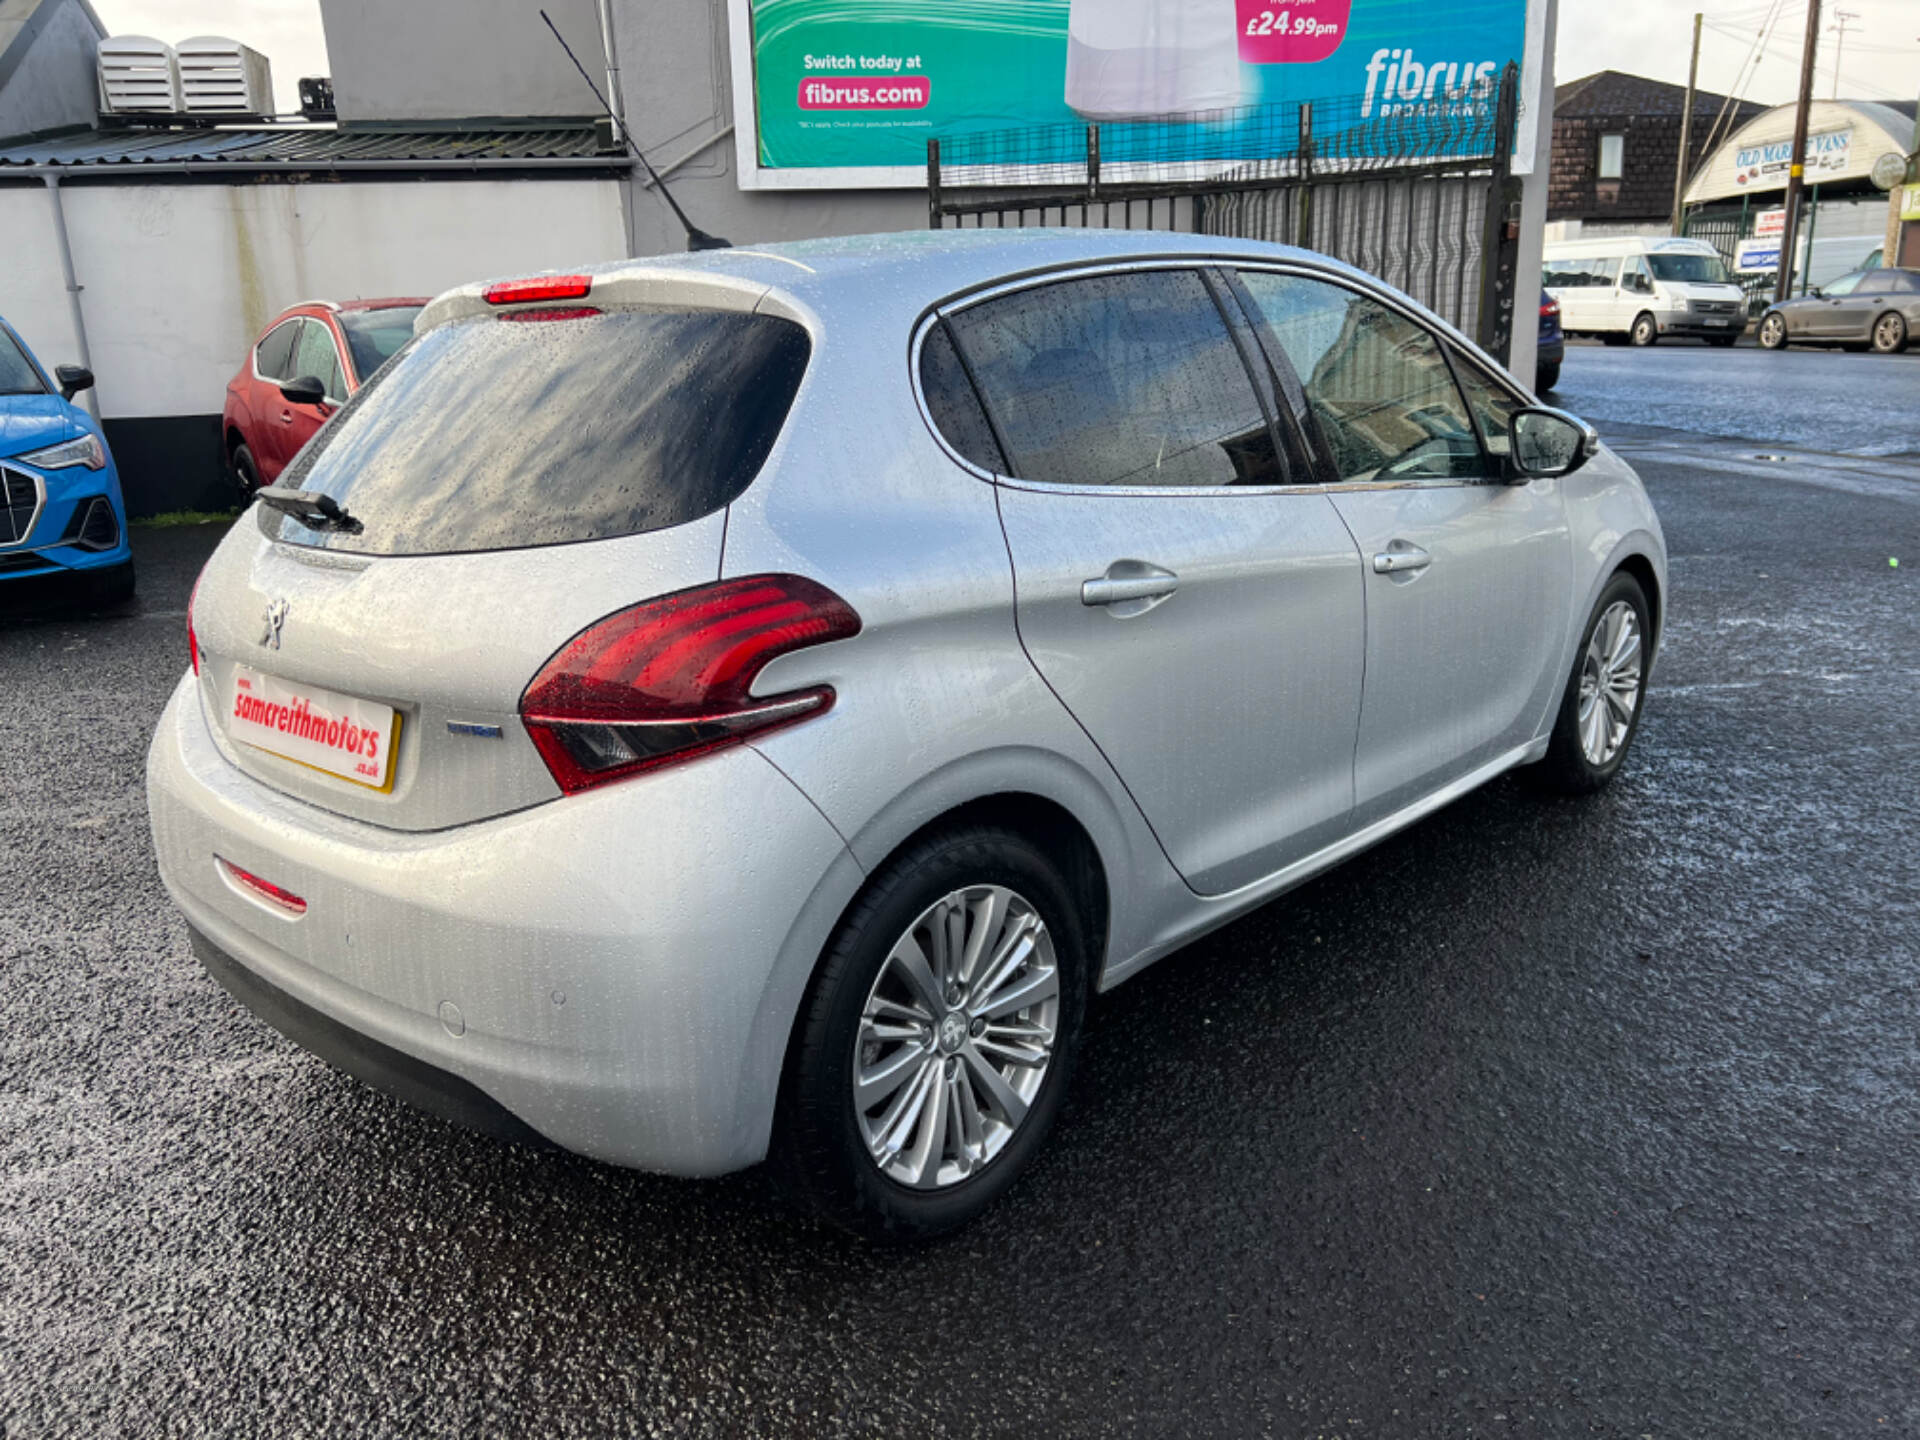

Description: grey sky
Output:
[88,0,1920,121]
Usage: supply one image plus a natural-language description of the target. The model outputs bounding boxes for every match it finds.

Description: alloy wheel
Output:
[1577,600,1643,766]
[1760,315,1786,349]
[1873,313,1906,354]
[853,884,1060,1189]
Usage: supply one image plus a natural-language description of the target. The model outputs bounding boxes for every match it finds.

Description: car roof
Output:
[627,228,1351,304]
[421,229,1456,349]
[1543,236,1718,256]
[335,298,429,313]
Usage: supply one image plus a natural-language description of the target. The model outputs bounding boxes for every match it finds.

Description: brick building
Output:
[1551,70,1765,229]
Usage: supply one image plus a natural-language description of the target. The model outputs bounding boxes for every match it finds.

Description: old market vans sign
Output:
[729,0,1542,188]
[1733,130,1851,188]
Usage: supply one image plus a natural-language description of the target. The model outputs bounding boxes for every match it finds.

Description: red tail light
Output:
[520,575,862,795]
[483,275,592,305]
[188,571,203,674]
[1541,299,1561,319]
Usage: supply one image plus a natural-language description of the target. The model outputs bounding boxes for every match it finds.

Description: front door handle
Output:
[1081,561,1179,617]
[1372,544,1432,575]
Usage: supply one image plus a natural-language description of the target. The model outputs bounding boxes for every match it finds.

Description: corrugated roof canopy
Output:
[1682,99,1919,206]
[0,122,620,169]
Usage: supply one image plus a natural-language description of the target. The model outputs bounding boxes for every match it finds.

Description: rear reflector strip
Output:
[215,856,308,916]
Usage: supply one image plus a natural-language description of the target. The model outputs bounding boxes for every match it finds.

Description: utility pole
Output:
[1828,10,1859,100]
[1672,12,1703,235]
[1776,0,1822,305]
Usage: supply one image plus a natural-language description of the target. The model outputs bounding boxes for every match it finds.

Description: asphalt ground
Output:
[2,349,1916,1437]
[1547,336,1920,459]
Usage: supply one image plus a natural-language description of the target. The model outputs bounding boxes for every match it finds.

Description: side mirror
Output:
[54,364,94,400]
[279,374,330,408]
[1507,407,1599,481]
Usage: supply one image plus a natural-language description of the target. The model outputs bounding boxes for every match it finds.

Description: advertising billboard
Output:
[728,0,1546,189]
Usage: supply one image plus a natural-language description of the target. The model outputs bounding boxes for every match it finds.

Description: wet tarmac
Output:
[2,410,1917,1435]
[1547,338,1920,459]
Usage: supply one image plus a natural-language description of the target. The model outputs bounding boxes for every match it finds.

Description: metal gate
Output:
[928,65,1523,361]
[1684,196,1829,315]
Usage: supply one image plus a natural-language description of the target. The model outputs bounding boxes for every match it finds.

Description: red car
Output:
[223,298,425,492]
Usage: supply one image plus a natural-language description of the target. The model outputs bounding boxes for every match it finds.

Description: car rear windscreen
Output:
[263,306,811,556]
[337,306,424,379]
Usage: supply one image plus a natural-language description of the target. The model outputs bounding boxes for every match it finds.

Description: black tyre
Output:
[1871,311,1908,355]
[1758,313,1788,350]
[1629,312,1658,347]
[231,442,262,497]
[1530,571,1652,795]
[1536,360,1561,392]
[776,824,1089,1241]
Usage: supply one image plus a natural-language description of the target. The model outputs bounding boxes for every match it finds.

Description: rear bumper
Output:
[147,672,863,1175]
[189,923,552,1149]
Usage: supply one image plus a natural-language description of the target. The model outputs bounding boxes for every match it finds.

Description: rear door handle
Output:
[1372,544,1432,575]
[1081,561,1179,616]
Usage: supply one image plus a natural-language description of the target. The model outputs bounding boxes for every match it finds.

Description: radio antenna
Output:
[541,9,730,251]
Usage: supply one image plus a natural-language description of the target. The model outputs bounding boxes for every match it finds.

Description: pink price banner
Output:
[1237,0,1351,64]
[797,76,931,111]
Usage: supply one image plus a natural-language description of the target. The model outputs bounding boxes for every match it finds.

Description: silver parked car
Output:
[148,231,1666,1239]
[1757,266,1919,353]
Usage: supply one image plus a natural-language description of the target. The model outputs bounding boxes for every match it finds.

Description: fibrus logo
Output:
[1362,49,1499,117]
[798,76,930,111]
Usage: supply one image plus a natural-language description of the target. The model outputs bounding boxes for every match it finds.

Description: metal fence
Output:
[928,65,1524,360]
[1683,195,1837,315]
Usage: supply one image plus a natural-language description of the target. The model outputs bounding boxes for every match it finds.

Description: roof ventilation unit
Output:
[98,37,182,115]
[177,37,274,115]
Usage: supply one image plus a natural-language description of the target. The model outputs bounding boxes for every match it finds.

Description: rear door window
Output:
[945,268,1286,489]
[255,320,302,381]
[1235,270,1486,483]
[265,305,811,556]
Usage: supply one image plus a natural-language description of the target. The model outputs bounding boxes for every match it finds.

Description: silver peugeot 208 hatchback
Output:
[149,230,1665,1239]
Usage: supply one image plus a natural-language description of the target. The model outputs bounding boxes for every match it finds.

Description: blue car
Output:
[1537,289,1565,393]
[0,316,133,608]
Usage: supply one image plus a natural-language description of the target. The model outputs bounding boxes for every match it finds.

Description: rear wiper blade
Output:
[255,486,362,535]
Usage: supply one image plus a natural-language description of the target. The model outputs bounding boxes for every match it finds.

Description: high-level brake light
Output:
[519,575,862,795]
[482,275,593,306]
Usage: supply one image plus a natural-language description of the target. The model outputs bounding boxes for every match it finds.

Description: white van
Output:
[1543,236,1748,347]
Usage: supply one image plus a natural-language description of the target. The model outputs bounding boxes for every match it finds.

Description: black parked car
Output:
[1757,268,1918,354]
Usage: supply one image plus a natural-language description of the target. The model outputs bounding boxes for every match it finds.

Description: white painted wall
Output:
[0,185,78,370]
[0,176,627,420]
